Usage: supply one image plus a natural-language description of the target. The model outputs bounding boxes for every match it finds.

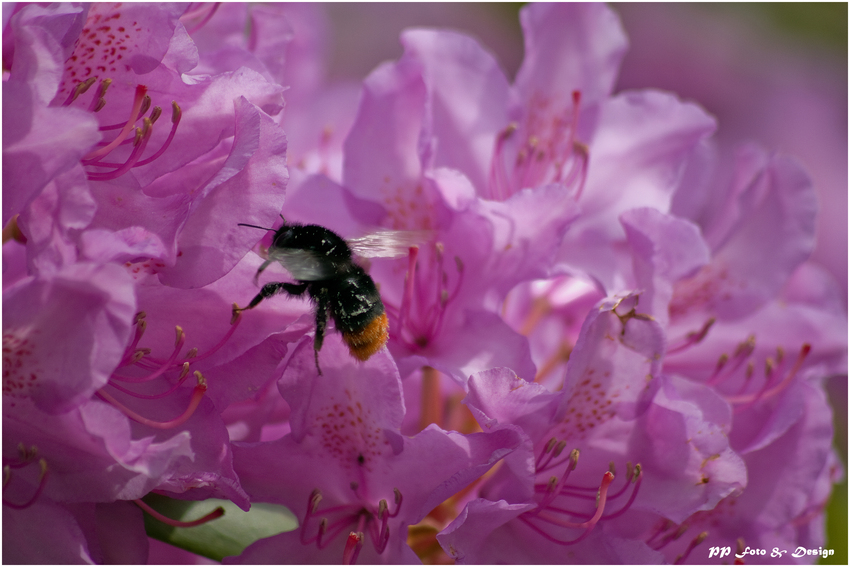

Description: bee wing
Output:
[269,248,334,281]
[347,230,431,259]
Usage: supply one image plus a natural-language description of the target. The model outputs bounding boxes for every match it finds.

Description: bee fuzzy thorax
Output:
[343,312,390,361]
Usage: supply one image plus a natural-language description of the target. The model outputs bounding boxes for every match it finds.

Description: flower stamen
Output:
[83,85,148,162]
[62,76,97,106]
[674,531,708,564]
[520,471,614,545]
[2,458,48,510]
[134,498,224,527]
[96,371,208,429]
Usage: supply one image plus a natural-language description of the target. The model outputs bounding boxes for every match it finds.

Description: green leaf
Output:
[141,494,298,562]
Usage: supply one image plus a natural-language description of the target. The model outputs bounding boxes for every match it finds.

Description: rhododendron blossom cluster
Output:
[3,3,845,565]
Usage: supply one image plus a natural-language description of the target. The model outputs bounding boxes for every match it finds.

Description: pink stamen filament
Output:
[667,318,716,355]
[2,459,48,509]
[86,119,153,181]
[601,468,642,520]
[706,335,756,387]
[134,498,224,527]
[83,85,148,161]
[98,93,151,132]
[300,488,402,559]
[488,123,516,201]
[674,532,708,564]
[368,503,390,553]
[113,326,186,383]
[120,315,147,365]
[95,375,207,429]
[536,444,577,475]
[646,519,674,547]
[394,246,419,337]
[532,450,579,514]
[726,344,810,407]
[142,313,242,369]
[521,471,614,545]
[133,101,181,167]
[651,523,689,551]
[106,364,191,400]
[534,438,559,471]
[392,244,464,350]
[318,514,361,549]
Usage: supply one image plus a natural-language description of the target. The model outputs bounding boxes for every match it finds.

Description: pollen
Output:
[343,313,389,361]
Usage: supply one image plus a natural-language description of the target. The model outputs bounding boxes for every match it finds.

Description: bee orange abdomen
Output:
[343,312,389,361]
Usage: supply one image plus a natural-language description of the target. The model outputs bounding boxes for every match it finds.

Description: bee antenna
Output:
[237,223,275,231]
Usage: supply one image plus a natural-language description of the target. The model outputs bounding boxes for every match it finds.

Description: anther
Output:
[149,106,163,124]
[63,77,97,106]
[766,357,777,378]
[553,440,567,458]
[138,95,152,119]
[310,489,323,514]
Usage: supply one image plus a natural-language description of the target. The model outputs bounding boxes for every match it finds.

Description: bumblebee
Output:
[236,221,416,373]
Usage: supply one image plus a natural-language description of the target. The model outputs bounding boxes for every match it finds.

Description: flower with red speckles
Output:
[437,294,747,563]
[491,143,845,562]
[229,334,522,564]
[2,2,292,560]
[4,2,288,286]
[3,2,845,564]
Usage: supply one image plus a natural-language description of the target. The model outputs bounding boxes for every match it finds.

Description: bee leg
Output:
[312,294,330,376]
[252,259,273,286]
[237,281,308,312]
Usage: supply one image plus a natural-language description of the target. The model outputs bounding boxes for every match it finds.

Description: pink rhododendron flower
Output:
[3,2,844,565]
[229,335,522,564]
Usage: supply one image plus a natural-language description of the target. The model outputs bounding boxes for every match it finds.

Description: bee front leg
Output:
[236,281,308,312]
[312,293,330,376]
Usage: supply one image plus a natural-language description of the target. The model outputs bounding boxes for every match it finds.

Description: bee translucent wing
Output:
[347,230,431,259]
[269,248,334,281]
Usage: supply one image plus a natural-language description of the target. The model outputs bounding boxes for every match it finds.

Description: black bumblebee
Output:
[236,221,418,373]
